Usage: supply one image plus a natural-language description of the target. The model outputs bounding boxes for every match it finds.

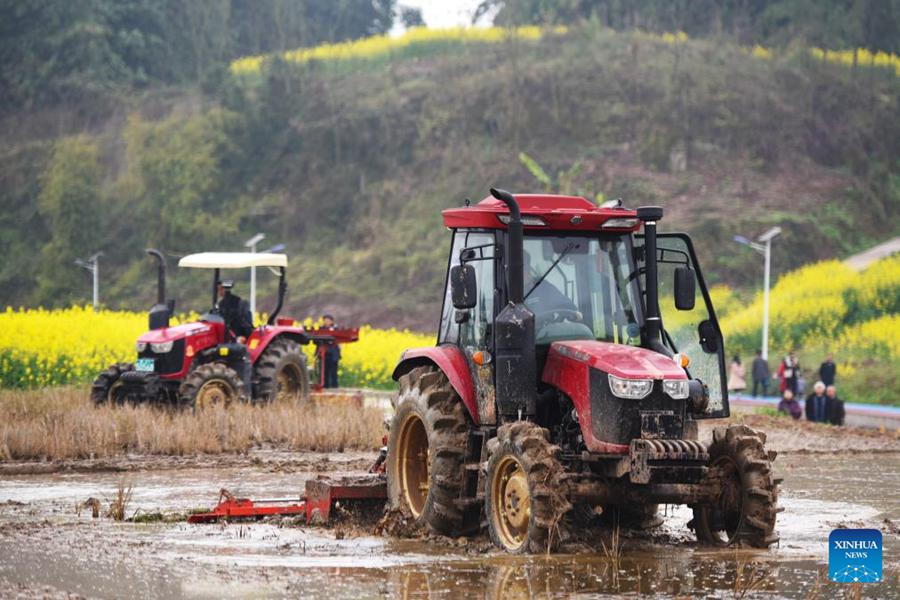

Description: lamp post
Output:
[734,227,781,360]
[74,252,103,312]
[245,233,266,316]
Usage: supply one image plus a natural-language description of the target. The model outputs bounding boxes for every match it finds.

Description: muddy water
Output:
[1,454,898,599]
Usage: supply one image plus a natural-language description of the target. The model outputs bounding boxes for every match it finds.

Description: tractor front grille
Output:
[588,367,687,446]
[138,339,185,375]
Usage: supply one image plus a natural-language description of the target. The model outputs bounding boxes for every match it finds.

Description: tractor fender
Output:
[248,327,310,363]
[392,345,479,425]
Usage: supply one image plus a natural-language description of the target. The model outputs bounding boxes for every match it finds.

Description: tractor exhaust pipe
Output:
[145,249,173,330]
[490,188,524,303]
[489,188,536,421]
[146,249,166,305]
[636,207,664,347]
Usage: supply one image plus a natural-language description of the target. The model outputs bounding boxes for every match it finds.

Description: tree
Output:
[35,136,104,305]
[400,5,425,28]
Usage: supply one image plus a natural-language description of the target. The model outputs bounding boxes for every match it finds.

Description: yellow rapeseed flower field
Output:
[230,25,900,81]
[231,26,553,76]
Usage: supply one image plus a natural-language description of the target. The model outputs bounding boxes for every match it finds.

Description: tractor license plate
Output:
[136,358,155,372]
[640,410,678,439]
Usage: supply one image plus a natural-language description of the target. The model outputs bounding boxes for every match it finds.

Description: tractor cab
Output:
[435,191,727,429]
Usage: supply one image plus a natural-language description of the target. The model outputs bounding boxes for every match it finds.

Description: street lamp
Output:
[74,252,103,312]
[244,233,266,315]
[733,226,781,360]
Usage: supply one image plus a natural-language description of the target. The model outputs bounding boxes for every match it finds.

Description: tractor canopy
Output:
[178,252,288,269]
[442,194,642,232]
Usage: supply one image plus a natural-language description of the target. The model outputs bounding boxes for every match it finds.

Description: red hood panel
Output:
[549,340,687,380]
[137,322,211,343]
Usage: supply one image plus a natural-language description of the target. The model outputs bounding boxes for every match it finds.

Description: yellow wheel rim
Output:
[107,380,124,404]
[397,412,430,518]
[491,455,531,551]
[195,379,234,409]
[276,363,304,402]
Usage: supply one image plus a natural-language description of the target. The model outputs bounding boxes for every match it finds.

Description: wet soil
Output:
[1,420,898,598]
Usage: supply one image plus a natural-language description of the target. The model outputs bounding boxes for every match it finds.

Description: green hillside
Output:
[1,7,899,331]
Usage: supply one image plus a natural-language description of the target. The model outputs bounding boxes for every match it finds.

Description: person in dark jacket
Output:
[805,381,829,423]
[216,280,254,339]
[751,350,769,397]
[819,354,837,387]
[826,385,846,426]
[321,314,341,389]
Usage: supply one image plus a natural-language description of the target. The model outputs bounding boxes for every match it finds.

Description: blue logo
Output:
[829,529,882,583]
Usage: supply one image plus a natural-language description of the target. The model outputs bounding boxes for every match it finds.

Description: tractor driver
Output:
[522,250,582,325]
[216,280,255,339]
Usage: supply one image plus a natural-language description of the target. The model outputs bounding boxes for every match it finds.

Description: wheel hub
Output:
[398,413,430,518]
[491,455,531,549]
[196,380,231,409]
[276,364,303,401]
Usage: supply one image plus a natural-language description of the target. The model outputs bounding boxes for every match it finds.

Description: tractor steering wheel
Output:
[547,308,583,323]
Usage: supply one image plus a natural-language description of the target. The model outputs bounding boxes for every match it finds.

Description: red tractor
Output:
[387,189,780,552]
[92,251,357,409]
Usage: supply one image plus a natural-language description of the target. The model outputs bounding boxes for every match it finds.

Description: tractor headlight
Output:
[136,342,147,352]
[608,374,653,399]
[150,341,174,354]
[663,379,689,400]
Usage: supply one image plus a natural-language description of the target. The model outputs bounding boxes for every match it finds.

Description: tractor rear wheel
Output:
[179,363,244,410]
[690,424,780,548]
[91,363,134,406]
[386,366,468,535]
[485,422,571,554]
[253,338,310,404]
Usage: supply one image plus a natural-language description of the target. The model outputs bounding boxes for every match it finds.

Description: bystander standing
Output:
[751,350,769,397]
[819,354,837,387]
[805,381,829,423]
[728,355,746,394]
[778,351,800,395]
[826,385,846,426]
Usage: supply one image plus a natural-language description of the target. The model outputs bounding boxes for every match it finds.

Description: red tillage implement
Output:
[189,452,387,524]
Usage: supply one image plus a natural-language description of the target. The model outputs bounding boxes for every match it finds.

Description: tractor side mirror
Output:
[697,319,719,354]
[674,267,696,311]
[450,265,477,310]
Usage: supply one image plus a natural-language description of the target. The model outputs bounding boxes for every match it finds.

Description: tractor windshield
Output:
[523,235,643,346]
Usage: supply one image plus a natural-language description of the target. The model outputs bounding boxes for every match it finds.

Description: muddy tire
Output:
[91,363,134,406]
[386,366,468,535]
[178,363,245,410]
[690,424,780,548]
[485,421,571,554]
[253,337,309,404]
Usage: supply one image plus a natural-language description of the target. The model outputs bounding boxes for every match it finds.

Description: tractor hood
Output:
[549,340,688,380]
[137,322,212,343]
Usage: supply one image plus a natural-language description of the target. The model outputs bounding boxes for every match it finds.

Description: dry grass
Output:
[0,387,385,461]
[108,481,133,521]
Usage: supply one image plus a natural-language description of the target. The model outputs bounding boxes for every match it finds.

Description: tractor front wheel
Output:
[690,424,780,548]
[253,338,310,404]
[485,422,571,554]
[386,366,468,535]
[91,363,134,406]
[179,363,244,411]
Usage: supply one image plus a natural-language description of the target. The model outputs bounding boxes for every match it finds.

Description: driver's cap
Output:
[219,279,234,289]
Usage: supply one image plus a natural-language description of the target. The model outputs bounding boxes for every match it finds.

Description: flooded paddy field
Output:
[1,423,898,599]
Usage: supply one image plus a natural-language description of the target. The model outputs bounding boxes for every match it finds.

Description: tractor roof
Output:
[178,252,288,269]
[442,194,641,232]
